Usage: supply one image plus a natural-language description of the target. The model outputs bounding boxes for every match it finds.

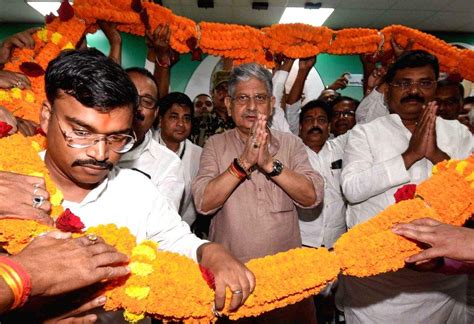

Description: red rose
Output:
[394,184,417,203]
[199,265,215,290]
[57,0,74,22]
[45,12,55,24]
[0,122,13,138]
[56,208,85,233]
[191,48,203,61]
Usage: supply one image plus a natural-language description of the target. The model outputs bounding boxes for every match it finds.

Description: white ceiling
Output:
[0,0,473,32]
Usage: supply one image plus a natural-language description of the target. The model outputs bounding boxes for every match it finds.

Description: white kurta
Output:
[119,130,185,211]
[176,139,202,226]
[299,134,348,248]
[271,70,292,133]
[355,88,389,124]
[340,114,472,323]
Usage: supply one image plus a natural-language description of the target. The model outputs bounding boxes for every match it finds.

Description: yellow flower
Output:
[125,286,150,300]
[37,28,48,42]
[10,88,22,99]
[130,262,154,276]
[25,92,35,103]
[62,42,74,50]
[51,32,63,44]
[456,161,468,175]
[123,311,145,323]
[131,243,157,261]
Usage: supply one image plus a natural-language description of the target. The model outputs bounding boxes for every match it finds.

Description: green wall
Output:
[2,23,474,100]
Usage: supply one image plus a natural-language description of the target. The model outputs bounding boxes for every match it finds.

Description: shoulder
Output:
[148,139,181,164]
[186,139,203,156]
[272,129,304,145]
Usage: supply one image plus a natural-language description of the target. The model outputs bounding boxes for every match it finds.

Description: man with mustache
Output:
[37,49,255,320]
[340,50,472,323]
[192,63,323,322]
[297,99,347,323]
[330,96,360,137]
[118,67,185,211]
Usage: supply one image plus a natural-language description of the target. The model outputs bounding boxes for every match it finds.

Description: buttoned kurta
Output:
[192,128,324,262]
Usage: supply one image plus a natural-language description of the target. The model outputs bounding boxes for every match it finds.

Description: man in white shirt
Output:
[38,48,255,315]
[329,96,359,138]
[297,99,347,248]
[118,67,185,210]
[341,50,472,323]
[153,92,203,227]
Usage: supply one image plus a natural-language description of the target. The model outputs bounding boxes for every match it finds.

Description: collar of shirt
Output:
[120,130,152,162]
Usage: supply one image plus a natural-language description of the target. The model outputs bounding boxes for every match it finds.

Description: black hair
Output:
[125,67,158,89]
[159,92,194,119]
[464,96,474,105]
[437,79,464,99]
[331,96,360,111]
[45,48,138,112]
[384,50,439,84]
[299,99,332,124]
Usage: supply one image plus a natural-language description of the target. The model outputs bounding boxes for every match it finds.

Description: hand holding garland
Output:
[98,21,122,65]
[0,28,39,66]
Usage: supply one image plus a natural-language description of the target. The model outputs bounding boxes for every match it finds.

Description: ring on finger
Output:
[32,195,45,208]
[231,289,243,295]
[87,233,98,244]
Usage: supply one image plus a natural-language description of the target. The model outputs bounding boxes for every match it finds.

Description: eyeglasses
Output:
[231,94,269,105]
[390,80,436,91]
[332,110,355,119]
[54,113,136,153]
[139,95,158,110]
[195,100,213,109]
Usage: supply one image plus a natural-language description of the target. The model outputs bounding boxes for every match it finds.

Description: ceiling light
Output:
[26,1,72,16]
[279,7,334,26]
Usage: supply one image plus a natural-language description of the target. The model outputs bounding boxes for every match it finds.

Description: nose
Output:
[87,138,109,161]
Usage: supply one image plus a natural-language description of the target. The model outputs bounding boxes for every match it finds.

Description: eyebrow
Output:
[65,116,131,135]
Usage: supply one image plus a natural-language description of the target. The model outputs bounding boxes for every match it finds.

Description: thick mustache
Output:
[401,95,424,104]
[308,127,323,134]
[243,111,257,118]
[72,159,113,170]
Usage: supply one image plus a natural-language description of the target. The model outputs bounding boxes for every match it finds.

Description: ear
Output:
[225,96,232,117]
[40,100,52,134]
[270,95,276,116]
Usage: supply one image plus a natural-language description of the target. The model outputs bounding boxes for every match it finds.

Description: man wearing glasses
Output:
[118,67,185,211]
[330,96,360,137]
[340,50,472,323]
[192,63,323,322]
[38,49,255,319]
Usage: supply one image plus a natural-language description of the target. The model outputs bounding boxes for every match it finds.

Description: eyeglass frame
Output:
[53,112,136,153]
[230,93,270,106]
[138,95,158,110]
[389,79,437,91]
[332,110,356,119]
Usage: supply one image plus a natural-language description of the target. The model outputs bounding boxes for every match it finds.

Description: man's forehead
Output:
[393,66,436,79]
[334,100,356,110]
[305,107,328,117]
[436,85,462,97]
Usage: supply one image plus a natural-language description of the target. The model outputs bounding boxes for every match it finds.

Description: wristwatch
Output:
[267,159,284,177]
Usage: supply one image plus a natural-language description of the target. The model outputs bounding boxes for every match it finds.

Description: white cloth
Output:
[299,134,348,248]
[286,101,302,136]
[154,130,203,226]
[119,130,185,210]
[270,70,291,133]
[355,88,389,124]
[340,114,472,323]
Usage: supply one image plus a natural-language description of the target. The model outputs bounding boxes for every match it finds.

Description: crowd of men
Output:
[0,23,474,323]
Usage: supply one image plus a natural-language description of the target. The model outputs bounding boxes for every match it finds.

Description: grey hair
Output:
[228,63,273,98]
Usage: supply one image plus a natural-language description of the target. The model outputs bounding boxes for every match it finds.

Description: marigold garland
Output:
[334,155,474,277]
[0,133,473,321]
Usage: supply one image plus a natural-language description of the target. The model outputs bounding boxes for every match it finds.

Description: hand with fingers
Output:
[10,231,130,298]
[197,243,255,313]
[0,27,39,65]
[254,115,274,173]
[0,171,53,226]
[366,66,387,90]
[238,120,261,172]
[16,117,39,137]
[327,73,349,91]
[0,70,31,90]
[392,218,474,263]
[298,56,316,72]
[390,36,415,59]
[0,106,18,135]
[423,101,449,164]
[43,295,106,324]
[146,24,171,67]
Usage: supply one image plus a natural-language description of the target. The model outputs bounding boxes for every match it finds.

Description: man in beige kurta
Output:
[192,63,324,323]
